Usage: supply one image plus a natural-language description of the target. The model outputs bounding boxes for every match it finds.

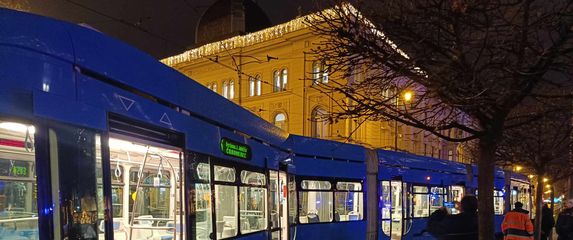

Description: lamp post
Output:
[394,90,413,151]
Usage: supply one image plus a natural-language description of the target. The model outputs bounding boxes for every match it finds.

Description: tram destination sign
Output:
[220,138,251,160]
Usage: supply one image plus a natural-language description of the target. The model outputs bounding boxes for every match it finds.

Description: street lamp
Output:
[394,90,414,151]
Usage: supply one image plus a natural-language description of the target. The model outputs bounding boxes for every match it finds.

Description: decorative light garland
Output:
[161,16,311,66]
[161,3,412,68]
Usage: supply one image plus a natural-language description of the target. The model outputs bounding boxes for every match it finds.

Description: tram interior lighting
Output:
[0,122,35,134]
[109,138,180,159]
[425,176,431,181]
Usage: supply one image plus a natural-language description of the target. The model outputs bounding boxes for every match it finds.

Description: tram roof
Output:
[284,135,367,162]
[0,8,287,146]
[377,149,467,175]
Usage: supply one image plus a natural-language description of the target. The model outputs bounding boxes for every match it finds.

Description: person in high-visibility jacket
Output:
[502,202,534,240]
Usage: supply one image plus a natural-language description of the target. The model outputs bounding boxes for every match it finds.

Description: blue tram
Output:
[0,8,533,240]
[0,7,289,240]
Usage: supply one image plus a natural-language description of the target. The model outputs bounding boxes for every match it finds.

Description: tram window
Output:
[214,165,236,182]
[335,182,363,221]
[239,170,267,233]
[429,187,447,214]
[197,163,210,181]
[50,126,105,239]
[301,180,331,190]
[269,171,280,229]
[108,137,185,239]
[381,181,392,236]
[413,186,429,217]
[336,182,362,191]
[191,161,212,240]
[215,185,238,238]
[241,171,266,185]
[298,191,333,223]
[510,182,531,213]
[0,121,38,239]
[494,190,504,215]
[288,175,297,225]
[239,186,267,233]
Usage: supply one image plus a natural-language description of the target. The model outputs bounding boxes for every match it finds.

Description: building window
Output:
[273,113,287,131]
[222,81,229,99]
[311,107,328,138]
[249,77,255,97]
[249,75,262,97]
[256,76,262,96]
[273,69,288,92]
[312,61,328,85]
[212,82,217,93]
[229,80,235,100]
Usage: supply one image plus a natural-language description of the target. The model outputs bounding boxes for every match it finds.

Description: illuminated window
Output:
[273,69,288,92]
[229,80,235,100]
[335,182,363,221]
[249,75,262,97]
[222,81,229,99]
[273,113,287,131]
[0,121,38,238]
[312,61,329,85]
[299,180,333,224]
[256,76,261,96]
[311,107,328,138]
[249,77,255,97]
[281,69,288,90]
[212,82,217,93]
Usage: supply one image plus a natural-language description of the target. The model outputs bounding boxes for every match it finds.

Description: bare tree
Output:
[497,100,573,240]
[308,0,573,239]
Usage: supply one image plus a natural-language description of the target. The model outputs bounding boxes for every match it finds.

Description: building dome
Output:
[195,0,271,45]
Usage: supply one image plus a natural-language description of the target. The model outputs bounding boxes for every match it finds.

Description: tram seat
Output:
[348,212,359,221]
[98,218,127,240]
[132,216,154,240]
[307,214,319,223]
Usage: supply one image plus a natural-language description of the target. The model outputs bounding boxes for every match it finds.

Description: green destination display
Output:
[220,138,251,160]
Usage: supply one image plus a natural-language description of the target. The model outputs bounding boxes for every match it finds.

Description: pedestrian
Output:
[427,195,479,240]
[556,199,573,240]
[541,204,555,240]
[501,202,533,240]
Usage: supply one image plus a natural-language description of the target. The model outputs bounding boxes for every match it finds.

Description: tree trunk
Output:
[534,173,544,240]
[478,137,496,240]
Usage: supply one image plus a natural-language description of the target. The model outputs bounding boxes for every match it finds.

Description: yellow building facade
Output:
[162,11,466,163]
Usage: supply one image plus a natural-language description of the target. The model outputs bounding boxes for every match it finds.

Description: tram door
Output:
[106,116,186,240]
[269,170,288,240]
[381,180,406,240]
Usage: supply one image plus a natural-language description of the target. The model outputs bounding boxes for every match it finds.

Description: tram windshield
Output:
[107,137,184,240]
[0,121,37,239]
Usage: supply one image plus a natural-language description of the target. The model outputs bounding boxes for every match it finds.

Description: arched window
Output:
[311,107,328,138]
[273,69,288,92]
[229,80,235,99]
[212,82,217,93]
[249,77,255,97]
[273,113,287,131]
[222,81,228,98]
[255,75,262,96]
[312,61,328,85]
[249,75,262,97]
[273,70,280,92]
[281,69,288,90]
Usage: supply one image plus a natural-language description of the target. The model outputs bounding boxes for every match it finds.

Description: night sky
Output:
[4,0,320,59]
